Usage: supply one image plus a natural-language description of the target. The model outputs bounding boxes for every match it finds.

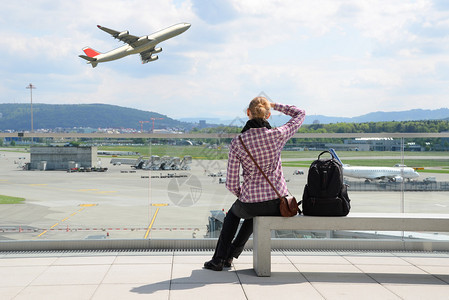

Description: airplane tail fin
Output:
[329,148,344,166]
[79,47,100,68]
[78,54,98,68]
[78,55,96,62]
[82,47,101,58]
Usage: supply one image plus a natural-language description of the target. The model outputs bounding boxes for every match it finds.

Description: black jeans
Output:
[213,198,281,260]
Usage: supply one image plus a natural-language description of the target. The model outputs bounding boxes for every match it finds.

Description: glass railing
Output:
[0,132,448,243]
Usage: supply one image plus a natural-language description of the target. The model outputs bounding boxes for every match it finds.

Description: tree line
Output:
[192,120,449,150]
[193,120,449,134]
[298,120,449,134]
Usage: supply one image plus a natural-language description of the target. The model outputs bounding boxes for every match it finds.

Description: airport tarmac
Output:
[0,149,448,241]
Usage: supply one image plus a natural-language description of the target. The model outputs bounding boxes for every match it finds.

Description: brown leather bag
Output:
[239,136,299,217]
[279,196,299,217]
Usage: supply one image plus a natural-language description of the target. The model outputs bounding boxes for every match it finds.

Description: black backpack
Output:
[301,150,351,216]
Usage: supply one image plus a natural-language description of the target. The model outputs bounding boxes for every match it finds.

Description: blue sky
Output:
[1,0,449,121]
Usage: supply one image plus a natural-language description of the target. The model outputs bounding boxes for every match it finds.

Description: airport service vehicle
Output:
[329,149,420,183]
[424,176,437,183]
[79,23,191,68]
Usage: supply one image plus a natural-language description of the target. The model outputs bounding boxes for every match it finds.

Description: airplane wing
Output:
[140,48,161,63]
[97,25,149,47]
[140,48,155,60]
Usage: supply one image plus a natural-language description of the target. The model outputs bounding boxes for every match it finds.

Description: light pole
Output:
[26,83,36,133]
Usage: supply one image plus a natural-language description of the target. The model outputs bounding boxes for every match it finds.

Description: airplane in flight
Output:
[79,23,191,68]
[329,149,420,183]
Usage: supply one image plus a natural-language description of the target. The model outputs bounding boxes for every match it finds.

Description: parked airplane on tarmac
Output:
[329,149,420,182]
[79,23,191,68]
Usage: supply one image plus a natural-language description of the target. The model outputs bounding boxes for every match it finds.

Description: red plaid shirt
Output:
[226,103,305,203]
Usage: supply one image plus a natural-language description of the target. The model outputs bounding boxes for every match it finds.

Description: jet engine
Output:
[390,176,404,183]
[153,47,162,53]
[143,55,158,63]
[137,36,149,42]
[118,30,129,37]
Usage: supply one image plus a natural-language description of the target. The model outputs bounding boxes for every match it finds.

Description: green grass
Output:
[339,159,449,168]
[101,147,449,161]
[280,150,449,159]
[100,146,449,170]
[282,157,449,174]
[283,159,449,168]
[0,147,29,153]
[99,145,229,160]
[282,162,313,168]
[0,195,25,204]
[416,169,449,174]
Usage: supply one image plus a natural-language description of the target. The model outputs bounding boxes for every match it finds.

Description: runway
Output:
[0,149,448,241]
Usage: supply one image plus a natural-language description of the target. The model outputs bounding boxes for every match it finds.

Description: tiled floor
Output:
[1,250,448,299]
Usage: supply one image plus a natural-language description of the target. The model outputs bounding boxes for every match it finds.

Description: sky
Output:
[1,0,449,121]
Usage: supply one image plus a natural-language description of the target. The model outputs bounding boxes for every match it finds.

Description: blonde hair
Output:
[248,97,271,119]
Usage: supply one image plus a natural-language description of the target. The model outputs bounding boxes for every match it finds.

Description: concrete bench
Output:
[253,213,449,276]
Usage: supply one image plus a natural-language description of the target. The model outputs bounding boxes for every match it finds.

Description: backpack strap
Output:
[318,150,341,163]
[318,150,332,160]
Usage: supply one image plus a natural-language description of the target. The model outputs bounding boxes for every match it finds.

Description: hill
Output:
[0,103,191,131]
[268,108,449,126]
[1,103,448,132]
[181,108,449,127]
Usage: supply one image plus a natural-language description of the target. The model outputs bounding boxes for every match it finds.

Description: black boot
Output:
[224,257,233,268]
[204,258,224,271]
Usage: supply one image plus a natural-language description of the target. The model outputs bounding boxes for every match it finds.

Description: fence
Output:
[346,180,449,191]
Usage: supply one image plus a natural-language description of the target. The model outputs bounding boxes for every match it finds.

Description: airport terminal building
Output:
[29,146,97,170]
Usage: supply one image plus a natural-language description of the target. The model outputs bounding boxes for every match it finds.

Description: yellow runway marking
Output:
[74,207,85,214]
[37,230,47,237]
[152,203,168,207]
[144,207,160,239]
[37,206,95,238]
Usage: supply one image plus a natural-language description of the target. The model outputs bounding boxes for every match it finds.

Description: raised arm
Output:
[272,103,306,140]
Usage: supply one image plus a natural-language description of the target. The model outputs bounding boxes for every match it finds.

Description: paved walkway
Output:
[1,250,449,299]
